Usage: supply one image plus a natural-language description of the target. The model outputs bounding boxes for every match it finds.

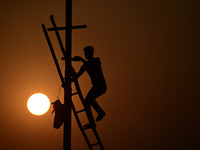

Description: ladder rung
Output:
[91,143,99,147]
[72,92,78,96]
[76,109,85,113]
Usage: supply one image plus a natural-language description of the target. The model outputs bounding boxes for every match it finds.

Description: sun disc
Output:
[27,93,50,116]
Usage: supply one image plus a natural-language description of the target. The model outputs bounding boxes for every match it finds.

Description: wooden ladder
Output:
[42,15,104,150]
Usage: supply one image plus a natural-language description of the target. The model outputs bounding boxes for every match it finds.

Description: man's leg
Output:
[89,88,106,122]
[90,86,106,113]
[91,101,106,122]
[84,87,107,128]
[83,102,96,129]
[91,100,104,114]
[83,88,96,129]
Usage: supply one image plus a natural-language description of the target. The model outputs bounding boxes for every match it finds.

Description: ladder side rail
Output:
[73,79,86,105]
[50,15,66,57]
[71,102,93,150]
[42,24,64,84]
[70,70,93,149]
[70,66,85,104]
[92,128,104,150]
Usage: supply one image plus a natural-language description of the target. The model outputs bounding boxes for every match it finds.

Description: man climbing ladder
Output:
[72,46,107,129]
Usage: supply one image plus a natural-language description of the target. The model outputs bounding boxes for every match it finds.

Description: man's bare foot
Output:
[96,111,106,122]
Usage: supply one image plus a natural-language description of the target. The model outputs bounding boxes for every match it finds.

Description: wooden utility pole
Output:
[63,0,86,149]
[64,0,72,149]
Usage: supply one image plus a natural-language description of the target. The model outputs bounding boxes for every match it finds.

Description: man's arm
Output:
[72,56,86,64]
[73,65,85,80]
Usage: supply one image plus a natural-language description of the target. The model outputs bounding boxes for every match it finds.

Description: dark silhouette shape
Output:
[72,46,107,129]
[52,99,64,129]
[43,9,105,148]
[43,21,105,149]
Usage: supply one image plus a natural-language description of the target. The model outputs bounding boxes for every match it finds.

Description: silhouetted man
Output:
[73,46,107,129]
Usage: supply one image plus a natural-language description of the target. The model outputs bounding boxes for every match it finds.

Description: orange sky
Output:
[0,0,200,150]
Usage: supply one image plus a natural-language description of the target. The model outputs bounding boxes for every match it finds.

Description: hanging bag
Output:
[52,99,64,129]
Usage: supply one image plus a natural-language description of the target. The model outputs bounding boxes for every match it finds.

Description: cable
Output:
[57,86,62,100]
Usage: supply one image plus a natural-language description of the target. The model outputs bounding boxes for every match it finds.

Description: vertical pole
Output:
[64,0,72,150]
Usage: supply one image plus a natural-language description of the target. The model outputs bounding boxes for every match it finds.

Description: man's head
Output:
[83,46,94,60]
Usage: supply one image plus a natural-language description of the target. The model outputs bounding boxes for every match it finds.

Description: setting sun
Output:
[27,93,50,116]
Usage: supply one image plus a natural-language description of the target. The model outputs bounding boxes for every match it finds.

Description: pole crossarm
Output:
[47,25,87,31]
